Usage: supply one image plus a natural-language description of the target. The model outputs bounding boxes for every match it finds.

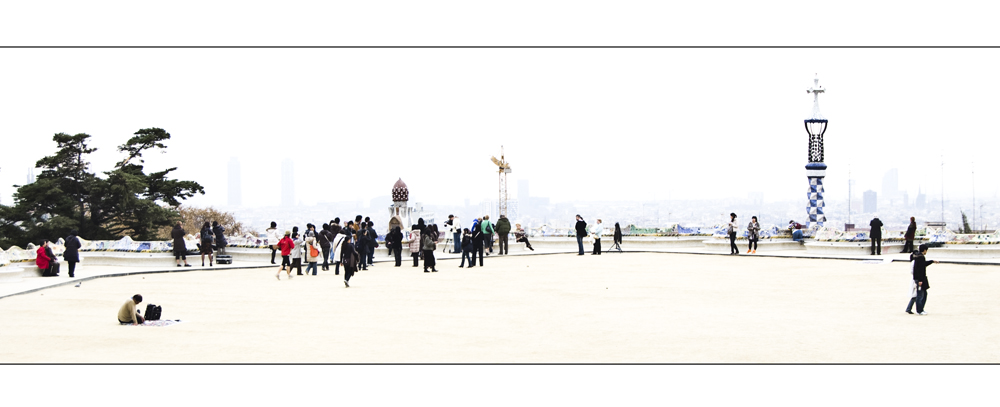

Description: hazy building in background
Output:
[916,188,926,210]
[228,157,241,207]
[863,190,877,213]
[281,159,294,207]
[882,168,901,206]
[518,180,530,214]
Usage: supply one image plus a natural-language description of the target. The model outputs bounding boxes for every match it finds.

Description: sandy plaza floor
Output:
[1,251,998,363]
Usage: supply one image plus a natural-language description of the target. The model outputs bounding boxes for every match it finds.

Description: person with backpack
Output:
[340,235,360,287]
[495,215,511,255]
[319,223,332,271]
[199,222,215,266]
[481,215,495,255]
[212,221,228,255]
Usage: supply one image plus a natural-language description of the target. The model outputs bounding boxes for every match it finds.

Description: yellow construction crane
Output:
[490,146,512,217]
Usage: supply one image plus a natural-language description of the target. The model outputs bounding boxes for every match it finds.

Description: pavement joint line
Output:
[2,250,997,301]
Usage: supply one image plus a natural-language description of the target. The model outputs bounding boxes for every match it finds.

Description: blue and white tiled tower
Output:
[804,75,828,229]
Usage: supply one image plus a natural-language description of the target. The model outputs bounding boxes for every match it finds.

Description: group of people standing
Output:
[575,215,623,255]
[169,221,228,267]
[266,216,379,287]
[726,213,761,255]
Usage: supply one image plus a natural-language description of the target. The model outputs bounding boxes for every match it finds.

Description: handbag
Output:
[309,244,320,258]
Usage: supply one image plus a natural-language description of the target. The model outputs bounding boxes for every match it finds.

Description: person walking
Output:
[331,228,348,275]
[266,221,280,264]
[747,216,761,254]
[288,231,302,278]
[459,228,474,267]
[481,215,495,255]
[471,222,485,267]
[422,224,439,272]
[575,215,587,255]
[276,231,294,279]
[171,221,192,267]
[388,225,403,267]
[908,244,938,315]
[514,223,534,251]
[340,235,360,287]
[212,221,228,255]
[728,213,739,255]
[199,222,215,267]
[64,229,81,278]
[612,223,623,253]
[409,225,422,267]
[870,215,884,255]
[305,234,321,276]
[902,217,917,253]
[591,218,604,255]
[495,214,511,255]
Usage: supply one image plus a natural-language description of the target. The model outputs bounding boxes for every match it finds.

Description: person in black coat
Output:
[340,238,360,288]
[365,222,378,267]
[319,223,332,270]
[909,244,938,315]
[459,228,474,267]
[470,224,484,267]
[388,226,403,267]
[869,216,884,255]
[575,215,587,255]
[171,222,191,267]
[212,221,228,255]
[64,229,82,278]
[612,222,623,253]
[356,223,370,271]
[901,217,917,253]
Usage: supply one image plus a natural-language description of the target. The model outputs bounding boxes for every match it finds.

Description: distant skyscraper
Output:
[882,168,899,203]
[281,159,294,207]
[228,157,242,207]
[863,190,878,213]
[916,188,926,210]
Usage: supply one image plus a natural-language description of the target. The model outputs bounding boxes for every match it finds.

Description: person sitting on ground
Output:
[514,223,534,251]
[118,294,145,325]
[36,240,59,277]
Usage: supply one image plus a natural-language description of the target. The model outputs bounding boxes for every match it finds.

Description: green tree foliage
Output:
[0,128,204,248]
[961,210,972,234]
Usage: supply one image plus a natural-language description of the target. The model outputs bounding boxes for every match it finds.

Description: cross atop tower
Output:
[806,74,825,120]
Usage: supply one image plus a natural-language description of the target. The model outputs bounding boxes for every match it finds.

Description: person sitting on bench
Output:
[118,294,145,325]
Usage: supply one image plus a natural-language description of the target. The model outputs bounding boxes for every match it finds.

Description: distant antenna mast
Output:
[491,146,513,217]
[847,165,852,225]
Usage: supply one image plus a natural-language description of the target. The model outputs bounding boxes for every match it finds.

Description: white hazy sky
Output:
[2,2,998,210]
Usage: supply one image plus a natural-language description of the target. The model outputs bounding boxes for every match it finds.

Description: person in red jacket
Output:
[276,231,294,280]
[36,240,59,277]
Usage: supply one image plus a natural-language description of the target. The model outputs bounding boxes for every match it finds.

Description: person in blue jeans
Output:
[575,215,587,255]
[908,244,937,315]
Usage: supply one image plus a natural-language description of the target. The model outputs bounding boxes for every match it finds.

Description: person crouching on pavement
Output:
[118,294,145,325]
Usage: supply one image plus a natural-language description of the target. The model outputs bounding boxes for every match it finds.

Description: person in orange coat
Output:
[36,240,59,277]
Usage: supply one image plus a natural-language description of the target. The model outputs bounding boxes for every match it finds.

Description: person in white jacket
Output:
[591,219,604,255]
[331,229,348,276]
[265,221,280,264]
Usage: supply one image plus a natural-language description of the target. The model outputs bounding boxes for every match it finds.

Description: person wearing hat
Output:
[870,215,884,255]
